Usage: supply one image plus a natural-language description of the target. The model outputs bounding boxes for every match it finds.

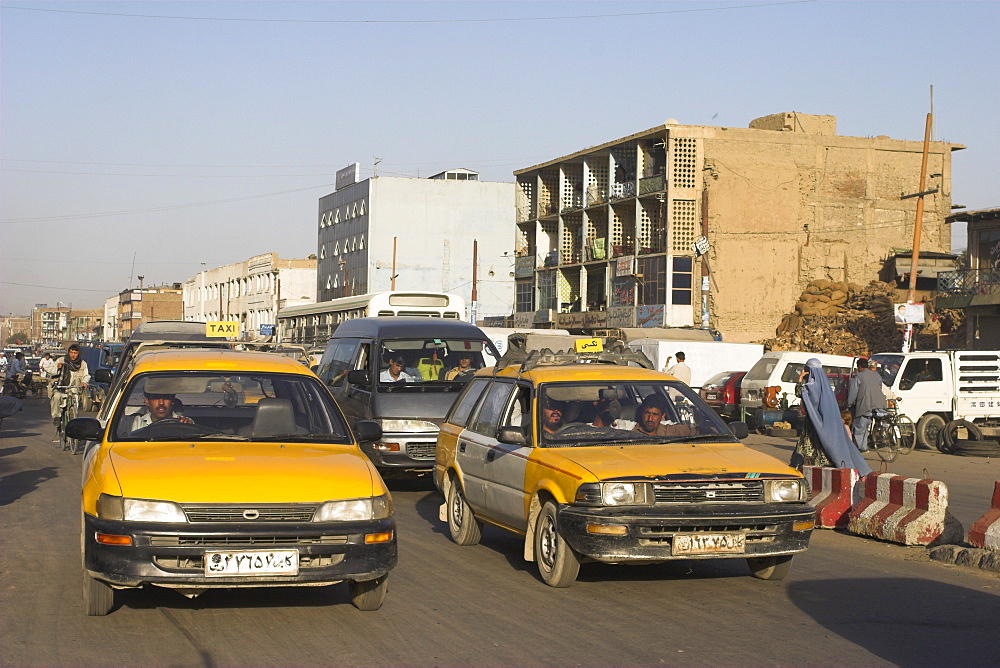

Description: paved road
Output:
[2,401,999,666]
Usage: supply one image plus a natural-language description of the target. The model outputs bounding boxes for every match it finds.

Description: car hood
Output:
[107,442,377,503]
[549,442,800,480]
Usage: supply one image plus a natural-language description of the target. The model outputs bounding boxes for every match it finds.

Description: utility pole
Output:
[901,112,934,353]
[391,237,398,291]
[470,240,478,325]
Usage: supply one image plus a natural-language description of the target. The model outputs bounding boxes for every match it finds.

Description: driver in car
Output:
[129,391,193,432]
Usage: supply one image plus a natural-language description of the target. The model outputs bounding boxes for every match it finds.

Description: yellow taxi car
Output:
[434,347,814,587]
[67,349,396,615]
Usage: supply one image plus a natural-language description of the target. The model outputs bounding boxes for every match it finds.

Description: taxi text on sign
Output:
[206,321,240,337]
[574,338,604,353]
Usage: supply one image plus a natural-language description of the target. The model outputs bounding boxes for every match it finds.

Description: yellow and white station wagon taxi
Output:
[434,346,814,587]
[67,349,396,615]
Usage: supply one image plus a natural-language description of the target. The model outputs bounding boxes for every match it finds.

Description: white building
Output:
[183,253,316,339]
[102,296,119,342]
[317,166,516,321]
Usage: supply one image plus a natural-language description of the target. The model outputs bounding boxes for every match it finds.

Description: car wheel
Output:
[446,479,482,546]
[534,500,580,587]
[83,571,114,616]
[348,574,388,611]
[916,414,946,451]
[747,554,793,581]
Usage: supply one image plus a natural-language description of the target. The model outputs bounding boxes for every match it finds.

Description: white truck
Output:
[871,350,1000,448]
[626,338,765,388]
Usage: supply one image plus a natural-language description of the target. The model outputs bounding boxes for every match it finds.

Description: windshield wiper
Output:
[659,433,736,445]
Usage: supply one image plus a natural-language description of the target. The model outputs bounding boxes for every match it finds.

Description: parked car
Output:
[699,371,747,419]
[434,346,814,587]
[741,351,855,411]
[68,348,396,615]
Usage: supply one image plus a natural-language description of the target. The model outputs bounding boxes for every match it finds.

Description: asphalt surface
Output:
[2,400,999,666]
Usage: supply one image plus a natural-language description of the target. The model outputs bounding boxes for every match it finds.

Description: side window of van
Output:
[781,363,805,383]
[447,379,491,428]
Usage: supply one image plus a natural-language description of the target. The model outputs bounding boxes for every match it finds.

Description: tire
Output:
[348,574,388,611]
[59,412,71,451]
[916,414,946,451]
[895,415,916,455]
[533,500,580,587]
[953,442,1000,457]
[83,571,114,616]
[941,419,983,454]
[446,479,482,546]
[747,554,794,581]
[872,421,899,463]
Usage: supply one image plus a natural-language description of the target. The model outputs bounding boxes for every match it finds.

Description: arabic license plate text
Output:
[705,392,719,400]
[205,549,299,576]
[673,532,746,555]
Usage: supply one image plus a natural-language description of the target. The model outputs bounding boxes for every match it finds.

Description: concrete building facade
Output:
[513,112,963,341]
[117,285,183,340]
[936,207,1000,349]
[183,252,316,339]
[316,168,515,321]
[31,305,70,346]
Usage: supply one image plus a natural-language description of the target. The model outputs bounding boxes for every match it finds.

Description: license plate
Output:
[673,532,746,555]
[705,392,719,400]
[205,549,299,577]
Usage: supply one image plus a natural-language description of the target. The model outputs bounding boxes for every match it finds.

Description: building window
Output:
[538,270,556,310]
[671,256,692,305]
[638,256,666,306]
[516,280,534,312]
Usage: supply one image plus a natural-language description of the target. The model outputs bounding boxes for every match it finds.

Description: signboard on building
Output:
[533,309,553,324]
[636,305,665,328]
[692,236,710,257]
[260,324,276,336]
[336,163,360,191]
[556,311,607,329]
[616,255,635,277]
[607,306,634,327]
[514,255,536,279]
[482,316,507,327]
[513,311,534,328]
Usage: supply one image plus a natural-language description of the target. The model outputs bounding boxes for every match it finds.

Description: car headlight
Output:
[575,482,652,506]
[314,494,393,522]
[378,419,439,433]
[765,479,805,502]
[96,494,186,522]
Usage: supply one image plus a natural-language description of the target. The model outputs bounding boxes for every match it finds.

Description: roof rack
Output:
[494,335,654,373]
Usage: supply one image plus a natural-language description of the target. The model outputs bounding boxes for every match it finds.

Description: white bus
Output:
[278,291,465,347]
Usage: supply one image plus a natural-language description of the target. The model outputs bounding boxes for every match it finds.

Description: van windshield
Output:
[378,338,491,385]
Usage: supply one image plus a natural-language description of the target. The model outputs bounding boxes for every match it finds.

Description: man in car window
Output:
[540,397,566,435]
[379,354,415,382]
[130,391,192,432]
[445,352,475,380]
[632,394,694,437]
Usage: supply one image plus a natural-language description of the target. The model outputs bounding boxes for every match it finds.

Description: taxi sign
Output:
[574,338,604,353]
[206,321,239,337]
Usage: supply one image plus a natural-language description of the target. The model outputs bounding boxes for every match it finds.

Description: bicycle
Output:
[868,400,916,462]
[53,384,86,454]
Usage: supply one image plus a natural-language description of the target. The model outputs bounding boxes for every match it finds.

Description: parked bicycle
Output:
[3,372,45,404]
[868,399,916,462]
[53,384,86,454]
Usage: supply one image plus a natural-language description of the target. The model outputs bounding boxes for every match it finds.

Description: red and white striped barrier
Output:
[802,465,859,529]
[847,473,963,546]
[968,481,1000,551]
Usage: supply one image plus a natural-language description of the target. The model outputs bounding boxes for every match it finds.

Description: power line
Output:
[1,2,818,25]
[1,280,118,293]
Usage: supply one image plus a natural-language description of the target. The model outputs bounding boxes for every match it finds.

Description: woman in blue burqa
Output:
[790,358,871,475]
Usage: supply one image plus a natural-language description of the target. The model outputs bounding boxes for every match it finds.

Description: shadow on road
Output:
[0,467,59,506]
[0,446,27,458]
[788,577,1000,665]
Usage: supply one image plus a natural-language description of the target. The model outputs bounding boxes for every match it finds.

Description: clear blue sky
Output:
[2,1,997,315]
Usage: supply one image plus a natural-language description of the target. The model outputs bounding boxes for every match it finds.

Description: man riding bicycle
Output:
[50,344,90,426]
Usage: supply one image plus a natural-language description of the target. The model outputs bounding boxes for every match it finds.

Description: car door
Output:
[483,383,533,531]
[460,380,513,512]
[895,356,948,417]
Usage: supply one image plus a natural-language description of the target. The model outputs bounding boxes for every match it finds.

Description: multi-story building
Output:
[316,166,515,321]
[117,285,183,340]
[513,112,962,341]
[1,315,32,346]
[101,296,119,342]
[183,252,316,339]
[65,308,103,342]
[31,305,70,346]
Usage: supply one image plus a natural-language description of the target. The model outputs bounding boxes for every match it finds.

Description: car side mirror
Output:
[346,369,370,387]
[498,426,527,445]
[66,417,104,441]
[728,421,750,440]
[94,368,113,384]
[354,420,382,444]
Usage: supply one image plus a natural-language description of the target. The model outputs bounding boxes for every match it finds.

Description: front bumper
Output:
[557,502,814,562]
[84,513,397,588]
[360,431,437,471]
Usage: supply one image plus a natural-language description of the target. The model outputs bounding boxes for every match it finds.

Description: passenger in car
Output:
[444,352,475,380]
[379,354,415,383]
[129,391,193,432]
[632,394,695,437]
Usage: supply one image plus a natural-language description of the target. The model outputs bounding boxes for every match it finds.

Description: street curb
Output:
[927,544,1000,575]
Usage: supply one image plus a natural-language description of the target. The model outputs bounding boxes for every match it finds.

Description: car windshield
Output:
[110,371,352,443]
[538,380,735,446]
[378,338,491,386]
[872,353,903,387]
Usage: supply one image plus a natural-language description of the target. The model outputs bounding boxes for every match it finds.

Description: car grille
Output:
[406,442,437,459]
[148,535,349,547]
[181,505,319,523]
[652,480,764,504]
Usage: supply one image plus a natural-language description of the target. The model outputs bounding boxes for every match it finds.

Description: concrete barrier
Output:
[968,481,1000,551]
[847,473,963,546]
[802,465,859,529]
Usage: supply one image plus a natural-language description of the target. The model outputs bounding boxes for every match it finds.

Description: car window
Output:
[469,382,514,437]
[110,371,351,443]
[900,358,943,385]
[377,338,492,385]
[745,357,776,382]
[446,378,491,428]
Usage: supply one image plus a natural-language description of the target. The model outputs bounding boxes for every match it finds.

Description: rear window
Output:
[701,372,732,388]
[745,357,777,382]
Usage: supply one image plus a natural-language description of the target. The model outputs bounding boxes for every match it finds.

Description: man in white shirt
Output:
[39,353,58,379]
[663,351,692,385]
[379,355,415,382]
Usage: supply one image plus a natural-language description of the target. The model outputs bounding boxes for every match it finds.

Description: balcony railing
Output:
[610,180,637,201]
[586,185,607,206]
[936,269,1000,296]
[639,173,665,195]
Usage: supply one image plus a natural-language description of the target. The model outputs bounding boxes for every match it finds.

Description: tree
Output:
[6,332,30,345]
